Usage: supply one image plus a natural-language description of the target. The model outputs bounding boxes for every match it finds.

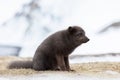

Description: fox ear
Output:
[68,26,73,32]
[68,26,76,34]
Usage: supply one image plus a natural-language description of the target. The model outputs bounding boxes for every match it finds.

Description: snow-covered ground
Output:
[0,72,120,80]
[0,0,120,57]
[70,54,120,63]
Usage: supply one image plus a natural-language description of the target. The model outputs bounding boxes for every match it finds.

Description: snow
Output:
[0,0,30,25]
[0,73,120,80]
[0,0,120,57]
[105,70,119,75]
[70,55,120,63]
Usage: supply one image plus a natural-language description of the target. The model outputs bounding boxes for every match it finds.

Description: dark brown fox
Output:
[8,26,89,71]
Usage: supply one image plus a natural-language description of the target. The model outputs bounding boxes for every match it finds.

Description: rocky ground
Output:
[0,56,120,80]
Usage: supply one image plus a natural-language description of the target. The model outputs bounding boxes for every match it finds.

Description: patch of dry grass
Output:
[0,56,120,76]
[73,62,120,73]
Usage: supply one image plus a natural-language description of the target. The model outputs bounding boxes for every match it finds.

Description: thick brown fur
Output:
[8,26,89,71]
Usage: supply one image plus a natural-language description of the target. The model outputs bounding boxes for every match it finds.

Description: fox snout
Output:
[81,36,90,43]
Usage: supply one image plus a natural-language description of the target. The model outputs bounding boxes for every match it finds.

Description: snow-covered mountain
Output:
[0,0,120,57]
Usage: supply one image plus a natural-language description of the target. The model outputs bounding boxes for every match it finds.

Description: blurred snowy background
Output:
[0,0,120,57]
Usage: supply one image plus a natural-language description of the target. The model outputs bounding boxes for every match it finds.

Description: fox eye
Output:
[76,32,83,36]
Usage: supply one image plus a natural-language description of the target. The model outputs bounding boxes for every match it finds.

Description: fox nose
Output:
[83,37,90,43]
[86,38,90,42]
